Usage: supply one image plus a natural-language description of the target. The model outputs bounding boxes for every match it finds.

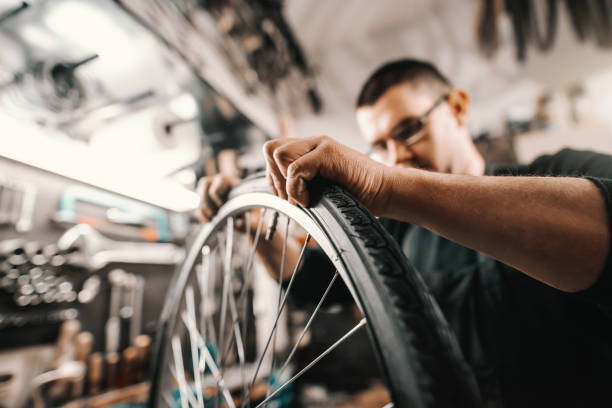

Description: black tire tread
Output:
[310,180,482,408]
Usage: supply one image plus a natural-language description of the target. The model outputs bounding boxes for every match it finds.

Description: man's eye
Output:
[372,141,386,152]
[394,122,421,141]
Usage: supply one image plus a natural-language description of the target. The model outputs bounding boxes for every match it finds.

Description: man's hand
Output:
[263,136,390,215]
[195,174,241,222]
[195,171,305,282]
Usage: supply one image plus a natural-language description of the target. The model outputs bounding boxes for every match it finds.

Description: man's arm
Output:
[264,136,611,293]
[384,169,609,292]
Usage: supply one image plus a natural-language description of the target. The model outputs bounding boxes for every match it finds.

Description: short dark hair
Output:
[356,59,451,108]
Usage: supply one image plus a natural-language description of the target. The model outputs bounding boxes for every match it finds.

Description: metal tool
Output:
[104,352,120,390]
[106,269,125,355]
[118,276,134,352]
[129,276,145,344]
[58,224,184,271]
[0,308,78,329]
[72,331,94,397]
[16,184,36,232]
[0,180,37,231]
[54,319,81,366]
[133,334,151,382]
[49,319,81,399]
[87,353,104,396]
[78,275,101,304]
[120,346,138,387]
[55,186,171,241]
[31,361,86,408]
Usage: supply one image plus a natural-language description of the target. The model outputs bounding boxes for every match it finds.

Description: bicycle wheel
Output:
[149,174,481,408]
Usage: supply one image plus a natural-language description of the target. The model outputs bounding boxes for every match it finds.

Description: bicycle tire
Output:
[149,174,482,408]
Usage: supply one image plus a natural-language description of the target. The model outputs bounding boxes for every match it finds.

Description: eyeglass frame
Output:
[367,93,449,160]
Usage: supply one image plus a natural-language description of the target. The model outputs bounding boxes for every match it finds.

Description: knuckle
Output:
[263,140,273,154]
[318,135,331,144]
[273,146,287,163]
[196,177,209,191]
[263,140,279,156]
[287,161,300,178]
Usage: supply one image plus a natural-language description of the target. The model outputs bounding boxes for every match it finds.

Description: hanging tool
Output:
[106,269,125,355]
[129,276,145,344]
[55,186,171,242]
[119,346,138,387]
[104,352,120,390]
[133,334,152,382]
[87,352,104,396]
[49,319,82,399]
[58,224,184,271]
[71,331,94,398]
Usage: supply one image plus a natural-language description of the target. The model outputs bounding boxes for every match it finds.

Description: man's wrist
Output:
[378,166,428,222]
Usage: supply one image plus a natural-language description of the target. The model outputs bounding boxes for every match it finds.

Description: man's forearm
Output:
[254,233,303,280]
[382,168,610,292]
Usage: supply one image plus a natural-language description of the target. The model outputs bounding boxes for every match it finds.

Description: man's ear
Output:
[447,88,470,127]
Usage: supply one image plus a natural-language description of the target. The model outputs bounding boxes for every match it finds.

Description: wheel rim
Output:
[151,190,387,408]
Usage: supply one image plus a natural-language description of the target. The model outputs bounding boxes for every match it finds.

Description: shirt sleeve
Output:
[574,176,612,311]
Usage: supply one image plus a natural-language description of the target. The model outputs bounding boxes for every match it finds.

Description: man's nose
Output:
[385,139,413,166]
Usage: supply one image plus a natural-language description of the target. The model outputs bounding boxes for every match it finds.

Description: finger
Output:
[263,140,288,199]
[289,177,309,207]
[286,149,322,207]
[196,206,213,223]
[195,176,210,198]
[199,178,219,219]
[263,140,280,195]
[209,175,231,208]
[272,137,321,178]
[194,178,214,222]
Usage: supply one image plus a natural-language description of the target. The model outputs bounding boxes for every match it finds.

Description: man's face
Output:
[356,82,468,173]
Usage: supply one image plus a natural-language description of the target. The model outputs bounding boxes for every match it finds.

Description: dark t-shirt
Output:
[301,148,612,407]
[383,148,612,407]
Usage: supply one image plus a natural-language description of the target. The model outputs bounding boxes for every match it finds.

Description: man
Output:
[201,59,612,406]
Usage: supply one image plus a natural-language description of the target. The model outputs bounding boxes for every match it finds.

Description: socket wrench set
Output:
[0,239,97,329]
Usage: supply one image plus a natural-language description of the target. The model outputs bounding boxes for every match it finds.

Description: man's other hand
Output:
[195,174,241,222]
[263,136,390,215]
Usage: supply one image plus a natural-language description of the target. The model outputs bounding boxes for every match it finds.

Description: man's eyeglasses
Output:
[368,93,449,161]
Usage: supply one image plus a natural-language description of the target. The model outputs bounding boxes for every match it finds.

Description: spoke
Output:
[244,211,251,247]
[197,246,212,374]
[274,271,339,384]
[198,246,210,342]
[218,217,235,364]
[170,364,198,408]
[255,318,367,408]
[243,234,312,406]
[245,209,266,277]
[162,392,174,407]
[218,209,267,366]
[225,266,247,400]
[182,312,237,408]
[185,286,205,407]
[171,336,190,408]
[268,216,291,389]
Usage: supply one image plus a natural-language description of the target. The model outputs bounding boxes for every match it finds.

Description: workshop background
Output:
[1,0,612,407]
